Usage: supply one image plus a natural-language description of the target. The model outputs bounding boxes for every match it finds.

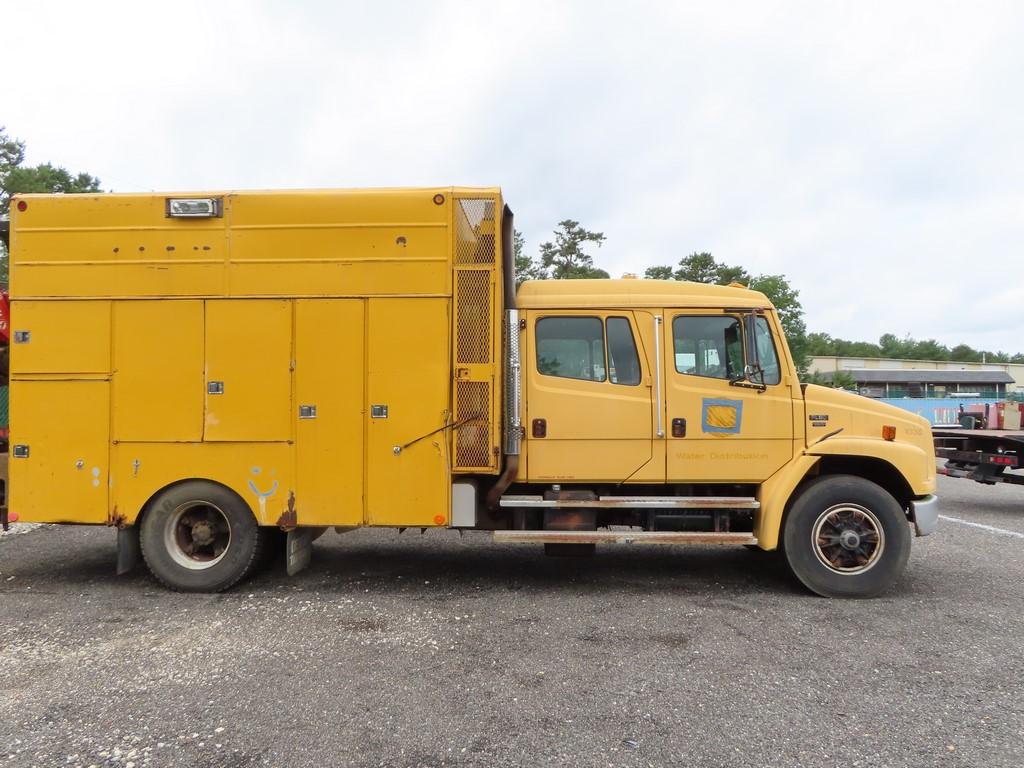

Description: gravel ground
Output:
[1,472,1023,768]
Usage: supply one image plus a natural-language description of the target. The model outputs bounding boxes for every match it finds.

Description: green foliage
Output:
[4,163,100,203]
[643,265,673,280]
[0,129,26,194]
[515,220,610,285]
[831,370,858,390]
[672,252,722,283]
[949,343,980,363]
[538,220,610,280]
[0,126,102,286]
[747,273,808,373]
[513,228,547,287]
[808,332,1022,365]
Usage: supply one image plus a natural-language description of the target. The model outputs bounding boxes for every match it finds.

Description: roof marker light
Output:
[166,198,221,218]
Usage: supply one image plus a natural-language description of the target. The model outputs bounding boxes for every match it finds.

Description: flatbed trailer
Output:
[933,428,1024,486]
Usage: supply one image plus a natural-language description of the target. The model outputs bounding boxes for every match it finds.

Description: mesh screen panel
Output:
[456,270,490,365]
[452,195,499,470]
[456,380,491,468]
[455,199,496,264]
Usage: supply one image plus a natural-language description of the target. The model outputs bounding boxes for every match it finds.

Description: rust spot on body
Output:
[277,491,297,532]
[107,507,128,529]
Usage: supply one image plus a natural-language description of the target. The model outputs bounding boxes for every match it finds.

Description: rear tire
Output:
[783,475,910,598]
[140,481,264,592]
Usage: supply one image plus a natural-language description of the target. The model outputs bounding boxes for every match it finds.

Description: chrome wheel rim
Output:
[164,501,231,570]
[811,503,885,575]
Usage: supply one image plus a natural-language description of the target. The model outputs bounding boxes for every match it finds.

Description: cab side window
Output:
[536,317,606,382]
[606,317,641,386]
[673,316,743,380]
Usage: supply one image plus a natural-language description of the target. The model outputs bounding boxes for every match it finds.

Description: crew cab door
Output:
[662,310,793,482]
[523,309,659,483]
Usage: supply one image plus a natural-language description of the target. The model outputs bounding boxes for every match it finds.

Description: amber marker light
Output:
[433,193,445,205]
[882,425,897,441]
[433,514,446,525]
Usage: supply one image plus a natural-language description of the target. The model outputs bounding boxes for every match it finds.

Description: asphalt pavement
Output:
[1,472,1023,768]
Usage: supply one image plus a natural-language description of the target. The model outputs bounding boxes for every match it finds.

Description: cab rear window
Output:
[536,316,641,385]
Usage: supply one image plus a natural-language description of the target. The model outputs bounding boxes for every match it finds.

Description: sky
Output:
[4,1,1023,353]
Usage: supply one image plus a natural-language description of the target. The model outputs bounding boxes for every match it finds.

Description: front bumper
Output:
[909,495,939,537]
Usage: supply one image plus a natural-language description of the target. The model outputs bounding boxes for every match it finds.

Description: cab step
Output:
[499,495,759,510]
[492,530,757,545]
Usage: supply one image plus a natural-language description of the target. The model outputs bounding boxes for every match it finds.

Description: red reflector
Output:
[882,425,896,441]
[9,512,18,523]
[16,200,27,212]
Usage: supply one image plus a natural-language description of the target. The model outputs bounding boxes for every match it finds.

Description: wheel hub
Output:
[811,503,885,575]
[164,502,232,571]
[191,520,215,546]
[839,529,861,550]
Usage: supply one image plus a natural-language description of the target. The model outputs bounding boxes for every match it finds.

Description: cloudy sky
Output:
[5,1,1023,352]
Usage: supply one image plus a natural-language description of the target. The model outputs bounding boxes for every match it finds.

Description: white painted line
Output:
[939,515,1024,540]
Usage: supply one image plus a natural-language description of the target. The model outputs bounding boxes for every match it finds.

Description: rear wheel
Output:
[140,481,264,592]
[783,475,910,598]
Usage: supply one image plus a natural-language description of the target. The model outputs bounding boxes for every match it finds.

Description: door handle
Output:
[671,418,686,438]
[532,418,547,438]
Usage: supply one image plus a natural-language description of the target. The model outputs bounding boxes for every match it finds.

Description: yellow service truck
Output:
[0,187,937,597]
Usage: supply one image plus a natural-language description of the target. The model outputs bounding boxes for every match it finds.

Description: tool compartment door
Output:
[10,300,110,375]
[9,380,110,523]
[112,300,204,442]
[366,298,450,526]
[295,299,365,527]
[204,299,292,442]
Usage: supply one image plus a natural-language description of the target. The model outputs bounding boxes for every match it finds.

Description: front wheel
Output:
[783,475,911,598]
[140,481,265,592]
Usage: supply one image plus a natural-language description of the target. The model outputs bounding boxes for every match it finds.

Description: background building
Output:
[808,356,1022,426]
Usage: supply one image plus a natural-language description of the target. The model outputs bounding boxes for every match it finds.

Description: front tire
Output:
[140,481,265,592]
[783,475,911,598]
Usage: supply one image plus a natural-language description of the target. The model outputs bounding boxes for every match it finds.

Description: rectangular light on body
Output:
[166,198,222,218]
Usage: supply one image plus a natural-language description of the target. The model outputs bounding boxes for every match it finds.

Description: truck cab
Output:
[497,279,938,597]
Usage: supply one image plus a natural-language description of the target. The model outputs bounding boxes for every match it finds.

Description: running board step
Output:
[492,530,757,545]
[499,495,759,510]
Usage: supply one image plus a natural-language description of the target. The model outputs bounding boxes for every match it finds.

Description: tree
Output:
[747,273,808,373]
[0,130,26,202]
[672,252,721,283]
[950,343,981,363]
[513,228,547,287]
[643,265,673,280]
[0,127,102,286]
[538,220,609,280]
[831,371,857,390]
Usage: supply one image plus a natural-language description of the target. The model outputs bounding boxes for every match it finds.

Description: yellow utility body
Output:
[3,187,938,597]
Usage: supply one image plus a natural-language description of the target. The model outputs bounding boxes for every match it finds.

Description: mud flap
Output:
[117,526,141,575]
[286,527,326,576]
